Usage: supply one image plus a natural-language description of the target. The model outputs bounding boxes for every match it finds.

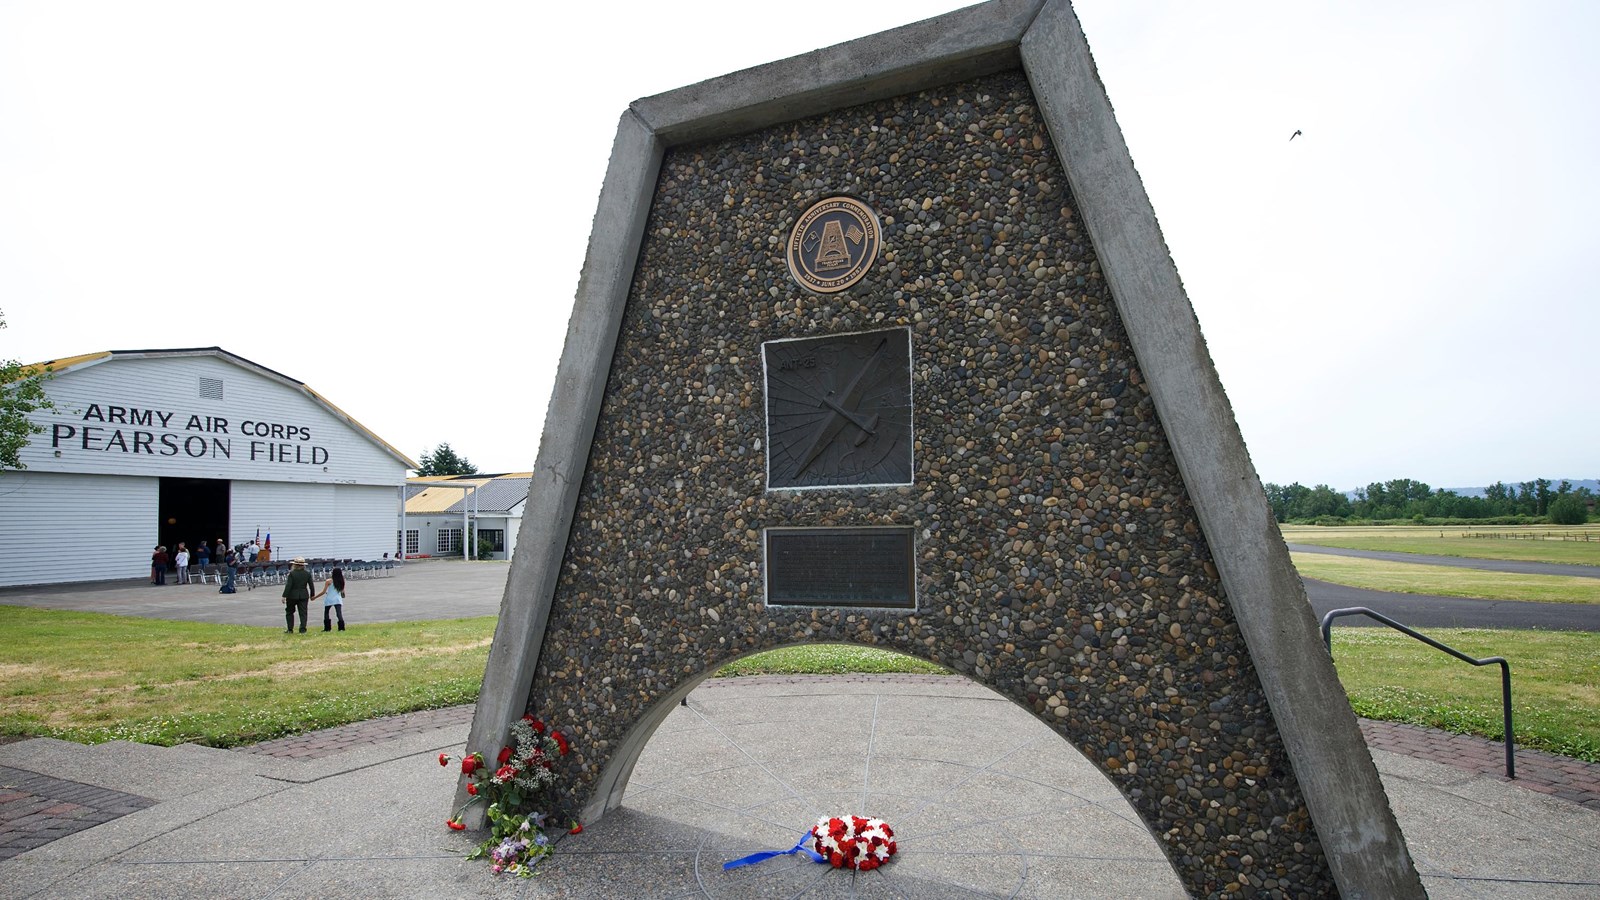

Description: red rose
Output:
[438,753,449,767]
[447,819,466,831]
[568,821,583,834]
[466,783,477,796]
[497,746,513,765]
[529,718,546,734]
[495,765,516,781]
[552,731,570,755]
[461,756,479,776]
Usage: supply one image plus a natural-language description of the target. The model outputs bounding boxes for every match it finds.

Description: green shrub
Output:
[1549,496,1589,525]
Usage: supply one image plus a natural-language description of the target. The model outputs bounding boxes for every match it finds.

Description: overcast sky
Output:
[3,1,1595,491]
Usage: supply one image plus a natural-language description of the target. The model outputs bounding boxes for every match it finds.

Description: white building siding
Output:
[336,484,403,560]
[231,482,400,562]
[0,471,157,585]
[401,511,521,560]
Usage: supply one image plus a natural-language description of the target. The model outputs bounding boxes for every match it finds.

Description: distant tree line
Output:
[1264,478,1594,525]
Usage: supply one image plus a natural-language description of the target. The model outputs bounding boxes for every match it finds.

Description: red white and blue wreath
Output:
[724,815,897,872]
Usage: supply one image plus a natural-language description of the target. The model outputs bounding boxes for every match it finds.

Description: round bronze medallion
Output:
[786,196,881,293]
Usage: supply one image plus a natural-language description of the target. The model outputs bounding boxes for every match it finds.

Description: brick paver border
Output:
[235,705,475,760]
[1360,719,1600,810]
[0,765,155,861]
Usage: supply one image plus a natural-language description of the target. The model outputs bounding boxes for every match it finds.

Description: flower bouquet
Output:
[723,814,897,872]
[811,815,896,870]
[440,714,572,877]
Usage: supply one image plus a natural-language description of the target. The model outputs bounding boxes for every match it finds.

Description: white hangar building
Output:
[0,347,416,587]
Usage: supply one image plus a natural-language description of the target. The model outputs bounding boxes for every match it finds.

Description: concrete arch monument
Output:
[466,2,1424,895]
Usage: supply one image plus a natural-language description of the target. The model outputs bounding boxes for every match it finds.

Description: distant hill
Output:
[1442,479,1599,499]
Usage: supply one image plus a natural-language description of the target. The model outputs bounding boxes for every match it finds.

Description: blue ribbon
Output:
[722,831,826,870]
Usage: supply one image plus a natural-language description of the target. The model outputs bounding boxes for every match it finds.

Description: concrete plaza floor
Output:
[2,562,1598,897]
[0,558,509,627]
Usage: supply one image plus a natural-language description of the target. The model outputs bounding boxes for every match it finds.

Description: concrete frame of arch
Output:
[463,1,1424,896]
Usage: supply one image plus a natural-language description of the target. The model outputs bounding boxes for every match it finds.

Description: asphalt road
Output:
[1288,542,1600,579]
[1292,542,1600,631]
[1303,578,1600,632]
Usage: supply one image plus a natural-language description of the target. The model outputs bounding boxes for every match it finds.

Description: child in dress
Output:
[312,567,347,631]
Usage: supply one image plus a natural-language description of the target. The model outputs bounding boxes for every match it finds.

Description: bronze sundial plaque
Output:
[763,327,913,490]
[786,196,880,293]
[765,526,915,609]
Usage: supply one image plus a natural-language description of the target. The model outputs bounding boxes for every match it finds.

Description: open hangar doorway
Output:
[157,477,230,563]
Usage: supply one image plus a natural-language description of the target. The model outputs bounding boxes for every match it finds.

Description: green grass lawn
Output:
[1330,627,1600,763]
[1281,524,1600,567]
[1291,552,1600,604]
[0,605,494,747]
[4,606,1593,764]
[714,644,948,676]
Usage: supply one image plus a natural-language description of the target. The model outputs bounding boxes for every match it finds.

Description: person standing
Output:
[220,546,239,594]
[174,543,190,584]
[281,558,314,634]
[151,546,168,585]
[195,542,211,575]
[312,567,347,632]
[215,539,228,566]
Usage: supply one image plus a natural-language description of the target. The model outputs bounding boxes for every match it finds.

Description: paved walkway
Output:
[0,558,509,626]
[2,676,1598,898]
[1287,542,1600,579]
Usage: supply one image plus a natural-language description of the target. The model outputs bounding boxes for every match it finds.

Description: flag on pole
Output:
[264,531,271,552]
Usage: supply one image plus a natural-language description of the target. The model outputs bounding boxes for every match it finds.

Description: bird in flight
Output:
[1290,129,1303,141]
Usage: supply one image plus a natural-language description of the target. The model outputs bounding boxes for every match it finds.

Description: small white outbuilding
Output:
[0,347,416,587]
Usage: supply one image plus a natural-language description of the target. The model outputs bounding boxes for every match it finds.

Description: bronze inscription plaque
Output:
[765,527,916,609]
[763,327,913,490]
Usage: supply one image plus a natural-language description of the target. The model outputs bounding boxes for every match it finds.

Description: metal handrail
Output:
[1321,606,1514,779]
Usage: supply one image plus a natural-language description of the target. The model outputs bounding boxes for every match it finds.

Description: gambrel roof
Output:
[30,346,417,469]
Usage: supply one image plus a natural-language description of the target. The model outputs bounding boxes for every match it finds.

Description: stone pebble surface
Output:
[530,69,1334,898]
